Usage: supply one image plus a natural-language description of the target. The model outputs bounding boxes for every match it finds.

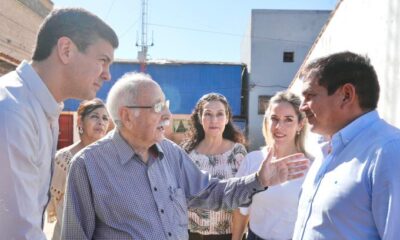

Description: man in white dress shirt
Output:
[0,8,118,239]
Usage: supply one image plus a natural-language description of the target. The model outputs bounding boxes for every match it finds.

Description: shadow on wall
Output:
[383,0,400,127]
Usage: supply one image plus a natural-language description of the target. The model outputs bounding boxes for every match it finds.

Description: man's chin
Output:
[309,125,325,136]
[309,124,318,133]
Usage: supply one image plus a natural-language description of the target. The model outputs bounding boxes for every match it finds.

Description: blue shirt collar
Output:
[112,129,165,165]
[331,110,380,154]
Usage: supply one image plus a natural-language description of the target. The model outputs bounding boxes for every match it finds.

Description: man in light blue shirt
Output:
[293,51,400,240]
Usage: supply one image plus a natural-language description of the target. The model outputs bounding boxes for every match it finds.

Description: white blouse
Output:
[236,147,305,239]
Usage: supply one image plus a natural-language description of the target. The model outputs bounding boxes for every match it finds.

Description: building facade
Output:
[0,0,52,75]
[241,9,331,150]
[289,0,400,154]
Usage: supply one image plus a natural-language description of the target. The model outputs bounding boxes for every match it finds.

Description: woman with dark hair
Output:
[46,98,110,239]
[182,93,247,240]
[233,91,308,240]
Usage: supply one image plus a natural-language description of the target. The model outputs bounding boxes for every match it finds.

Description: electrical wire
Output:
[105,0,117,20]
[148,22,313,46]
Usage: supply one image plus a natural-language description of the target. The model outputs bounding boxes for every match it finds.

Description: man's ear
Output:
[119,107,134,129]
[56,36,76,64]
[340,83,356,106]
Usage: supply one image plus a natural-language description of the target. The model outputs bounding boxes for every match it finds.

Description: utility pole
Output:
[136,0,153,72]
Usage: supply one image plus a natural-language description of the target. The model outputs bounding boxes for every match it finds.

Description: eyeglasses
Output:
[125,100,170,113]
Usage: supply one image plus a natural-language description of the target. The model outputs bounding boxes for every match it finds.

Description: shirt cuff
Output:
[245,173,268,193]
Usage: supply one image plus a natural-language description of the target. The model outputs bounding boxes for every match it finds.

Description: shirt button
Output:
[168,232,172,237]
[160,209,164,213]
[154,187,158,191]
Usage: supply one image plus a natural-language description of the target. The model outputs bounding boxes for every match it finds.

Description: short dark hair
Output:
[32,8,119,61]
[302,51,380,111]
[182,93,246,152]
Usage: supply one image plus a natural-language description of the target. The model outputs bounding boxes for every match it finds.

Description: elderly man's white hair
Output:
[106,72,156,128]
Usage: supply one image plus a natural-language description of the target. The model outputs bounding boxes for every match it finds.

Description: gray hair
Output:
[106,72,155,128]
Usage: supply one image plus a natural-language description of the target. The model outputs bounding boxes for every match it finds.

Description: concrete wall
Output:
[291,0,400,130]
[242,9,330,150]
[0,0,52,73]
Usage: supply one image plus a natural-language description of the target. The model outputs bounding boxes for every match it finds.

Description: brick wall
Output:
[0,0,52,76]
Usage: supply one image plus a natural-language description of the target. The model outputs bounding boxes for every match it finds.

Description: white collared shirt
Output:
[236,147,305,239]
[0,61,62,239]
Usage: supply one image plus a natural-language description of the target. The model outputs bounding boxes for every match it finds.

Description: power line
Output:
[148,22,313,46]
[119,16,141,39]
[105,0,117,20]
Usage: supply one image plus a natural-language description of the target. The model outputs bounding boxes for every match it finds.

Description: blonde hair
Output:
[262,91,306,154]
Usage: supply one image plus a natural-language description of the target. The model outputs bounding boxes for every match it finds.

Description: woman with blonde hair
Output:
[233,91,308,240]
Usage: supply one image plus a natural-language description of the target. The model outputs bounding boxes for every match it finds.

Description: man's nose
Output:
[101,66,111,81]
[299,100,307,112]
[162,107,171,119]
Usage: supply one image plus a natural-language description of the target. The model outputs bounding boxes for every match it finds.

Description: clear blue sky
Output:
[52,0,338,62]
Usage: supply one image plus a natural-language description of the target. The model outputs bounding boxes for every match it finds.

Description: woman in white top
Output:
[233,91,307,240]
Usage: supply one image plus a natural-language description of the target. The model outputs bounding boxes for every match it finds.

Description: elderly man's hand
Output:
[256,149,310,187]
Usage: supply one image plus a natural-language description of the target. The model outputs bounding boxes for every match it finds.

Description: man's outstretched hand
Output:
[257,149,310,187]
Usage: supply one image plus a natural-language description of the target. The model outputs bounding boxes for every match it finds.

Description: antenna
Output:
[136,0,153,72]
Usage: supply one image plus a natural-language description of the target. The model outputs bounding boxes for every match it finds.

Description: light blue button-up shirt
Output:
[293,110,400,240]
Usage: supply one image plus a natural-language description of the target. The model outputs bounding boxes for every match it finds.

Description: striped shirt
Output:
[62,130,264,240]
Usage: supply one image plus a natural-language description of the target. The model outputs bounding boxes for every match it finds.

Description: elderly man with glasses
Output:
[61,72,310,240]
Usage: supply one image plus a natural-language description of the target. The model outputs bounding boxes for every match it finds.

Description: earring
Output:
[78,126,83,135]
[296,130,301,135]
